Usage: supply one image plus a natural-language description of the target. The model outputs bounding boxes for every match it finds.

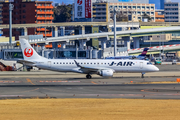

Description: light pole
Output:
[9,3,14,46]
[113,6,117,57]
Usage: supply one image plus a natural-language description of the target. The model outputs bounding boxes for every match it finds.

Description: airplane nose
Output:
[154,66,159,71]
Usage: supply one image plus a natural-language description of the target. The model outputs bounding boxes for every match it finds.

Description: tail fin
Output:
[139,48,149,56]
[19,39,44,60]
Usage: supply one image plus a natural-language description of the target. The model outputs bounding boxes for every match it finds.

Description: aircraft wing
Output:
[74,60,114,73]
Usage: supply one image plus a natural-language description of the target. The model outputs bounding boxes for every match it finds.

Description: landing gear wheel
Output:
[86,74,92,79]
[141,72,145,78]
[141,74,144,78]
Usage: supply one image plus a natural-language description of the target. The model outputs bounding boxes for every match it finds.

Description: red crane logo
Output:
[24,48,33,57]
[77,0,82,5]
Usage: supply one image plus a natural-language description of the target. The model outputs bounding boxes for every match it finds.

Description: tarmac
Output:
[0,64,180,99]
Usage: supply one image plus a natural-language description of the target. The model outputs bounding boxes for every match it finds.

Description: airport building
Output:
[164,2,180,22]
[2,0,54,40]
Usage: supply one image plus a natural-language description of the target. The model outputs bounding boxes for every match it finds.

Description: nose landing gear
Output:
[86,74,92,79]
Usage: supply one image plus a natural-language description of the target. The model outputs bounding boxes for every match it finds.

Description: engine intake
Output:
[98,69,114,77]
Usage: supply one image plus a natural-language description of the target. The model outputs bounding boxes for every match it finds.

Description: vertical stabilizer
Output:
[139,48,149,57]
[19,39,44,60]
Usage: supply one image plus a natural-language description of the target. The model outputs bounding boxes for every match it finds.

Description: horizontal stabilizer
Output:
[17,60,35,64]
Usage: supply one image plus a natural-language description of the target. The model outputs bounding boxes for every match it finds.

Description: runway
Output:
[0,71,180,99]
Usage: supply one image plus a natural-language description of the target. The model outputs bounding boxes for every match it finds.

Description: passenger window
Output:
[63,63,65,64]
[54,62,55,64]
[60,62,61,64]
[87,63,89,64]
[57,62,58,64]
[91,63,92,64]
[101,63,103,64]
[69,62,71,64]
[97,63,99,64]
[81,63,83,64]
[72,63,74,64]
[94,63,96,64]
[66,63,68,64]
[84,63,86,64]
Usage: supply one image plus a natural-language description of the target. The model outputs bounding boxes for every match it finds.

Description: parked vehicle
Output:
[154,58,162,65]
[172,59,177,65]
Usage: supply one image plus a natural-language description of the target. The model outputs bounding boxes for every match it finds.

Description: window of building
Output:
[133,6,136,9]
[151,12,154,15]
[137,6,140,9]
[23,10,26,13]
[123,6,127,9]
[142,6,145,9]
[23,4,26,7]
[118,6,122,9]
[138,17,141,20]
[128,6,131,9]
[146,6,149,9]
[23,15,26,18]
[151,7,154,10]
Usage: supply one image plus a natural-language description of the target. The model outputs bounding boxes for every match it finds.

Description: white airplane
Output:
[18,39,159,79]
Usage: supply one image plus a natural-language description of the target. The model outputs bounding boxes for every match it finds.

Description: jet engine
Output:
[98,69,114,77]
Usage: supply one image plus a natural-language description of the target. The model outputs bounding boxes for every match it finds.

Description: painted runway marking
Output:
[0,81,21,83]
[0,95,24,97]
[26,78,35,85]
[91,81,97,84]
[39,81,80,83]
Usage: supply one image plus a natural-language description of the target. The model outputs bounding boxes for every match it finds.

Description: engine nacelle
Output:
[98,69,114,77]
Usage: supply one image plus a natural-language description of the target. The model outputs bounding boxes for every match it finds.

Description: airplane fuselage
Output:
[29,59,158,74]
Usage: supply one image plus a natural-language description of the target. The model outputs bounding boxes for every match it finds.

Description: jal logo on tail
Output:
[24,48,33,57]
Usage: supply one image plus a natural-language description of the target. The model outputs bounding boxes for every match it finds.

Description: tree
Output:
[53,4,72,22]
[142,13,152,22]
[111,12,128,22]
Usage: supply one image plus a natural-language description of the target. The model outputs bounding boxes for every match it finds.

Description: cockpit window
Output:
[147,62,152,65]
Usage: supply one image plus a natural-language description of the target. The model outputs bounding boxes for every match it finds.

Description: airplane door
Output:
[48,61,51,68]
[140,62,143,69]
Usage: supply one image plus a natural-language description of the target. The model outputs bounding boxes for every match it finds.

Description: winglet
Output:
[74,60,81,67]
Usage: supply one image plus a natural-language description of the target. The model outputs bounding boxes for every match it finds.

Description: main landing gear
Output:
[86,74,92,79]
[141,72,145,78]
